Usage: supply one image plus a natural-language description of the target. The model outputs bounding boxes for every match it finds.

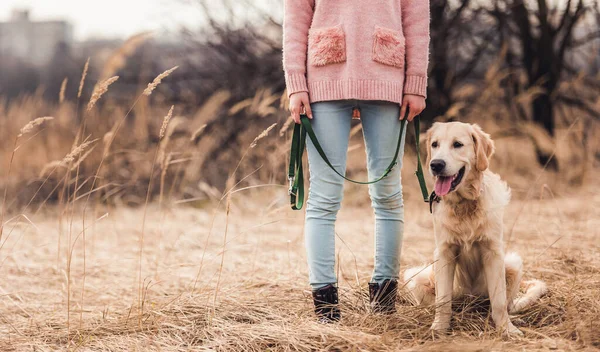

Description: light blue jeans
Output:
[305,100,406,290]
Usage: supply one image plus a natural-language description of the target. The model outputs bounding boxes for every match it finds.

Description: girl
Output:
[283,0,430,322]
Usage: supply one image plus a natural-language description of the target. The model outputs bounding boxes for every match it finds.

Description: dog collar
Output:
[429,191,441,214]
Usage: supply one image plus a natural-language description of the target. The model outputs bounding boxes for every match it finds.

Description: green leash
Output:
[289,111,430,210]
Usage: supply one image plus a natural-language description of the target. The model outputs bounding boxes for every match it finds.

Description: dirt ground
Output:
[0,186,598,351]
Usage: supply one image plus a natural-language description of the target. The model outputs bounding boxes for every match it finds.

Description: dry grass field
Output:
[0,50,599,351]
[0,181,598,350]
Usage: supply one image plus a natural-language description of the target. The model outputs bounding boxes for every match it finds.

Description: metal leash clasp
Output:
[288,176,295,196]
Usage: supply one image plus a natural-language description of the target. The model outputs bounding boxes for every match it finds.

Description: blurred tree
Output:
[493,0,600,168]
[427,0,499,121]
[173,0,285,188]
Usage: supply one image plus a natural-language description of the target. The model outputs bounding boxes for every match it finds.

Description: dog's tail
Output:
[509,279,548,313]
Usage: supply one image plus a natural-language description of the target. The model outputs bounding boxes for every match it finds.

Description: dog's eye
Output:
[431,141,438,148]
[453,141,464,148]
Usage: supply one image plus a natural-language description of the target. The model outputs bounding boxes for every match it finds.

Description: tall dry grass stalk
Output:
[143,66,179,96]
[192,123,278,292]
[159,153,173,207]
[190,124,208,143]
[87,77,119,112]
[214,177,235,306]
[137,151,157,320]
[17,117,54,138]
[102,132,114,157]
[157,113,183,208]
[228,123,277,180]
[62,63,116,335]
[77,58,89,99]
[158,113,182,172]
[279,117,294,137]
[1,116,54,240]
[250,123,277,149]
[65,69,117,333]
[137,106,176,323]
[65,136,99,332]
[59,78,68,103]
[159,106,174,140]
[99,32,151,80]
[63,139,98,164]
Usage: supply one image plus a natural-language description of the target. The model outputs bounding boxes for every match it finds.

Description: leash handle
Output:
[288,122,306,210]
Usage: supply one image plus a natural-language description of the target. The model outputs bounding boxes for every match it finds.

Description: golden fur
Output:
[403,122,547,337]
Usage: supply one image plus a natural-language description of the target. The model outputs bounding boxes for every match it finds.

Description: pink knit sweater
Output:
[283,0,430,104]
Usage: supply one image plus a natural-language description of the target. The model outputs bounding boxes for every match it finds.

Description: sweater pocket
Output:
[308,25,347,67]
[372,26,405,69]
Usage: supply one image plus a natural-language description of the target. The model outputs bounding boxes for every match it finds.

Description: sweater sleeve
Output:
[283,0,314,97]
[401,0,430,97]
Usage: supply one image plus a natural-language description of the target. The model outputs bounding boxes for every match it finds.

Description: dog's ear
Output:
[471,124,495,172]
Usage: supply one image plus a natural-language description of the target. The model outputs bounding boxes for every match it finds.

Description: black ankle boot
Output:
[369,279,398,314]
[312,284,341,323]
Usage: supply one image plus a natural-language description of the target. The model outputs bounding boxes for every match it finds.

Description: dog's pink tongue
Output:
[435,176,453,196]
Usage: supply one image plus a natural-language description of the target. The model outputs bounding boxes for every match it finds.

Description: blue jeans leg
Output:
[359,101,405,284]
[304,100,353,290]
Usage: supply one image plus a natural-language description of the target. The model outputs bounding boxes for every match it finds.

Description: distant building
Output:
[0,9,73,67]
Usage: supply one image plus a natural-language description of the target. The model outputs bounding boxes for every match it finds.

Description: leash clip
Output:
[288,176,295,196]
[429,191,440,214]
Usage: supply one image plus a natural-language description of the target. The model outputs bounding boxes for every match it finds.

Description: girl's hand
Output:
[400,94,426,121]
[289,92,313,124]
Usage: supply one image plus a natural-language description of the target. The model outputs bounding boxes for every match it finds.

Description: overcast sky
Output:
[0,0,210,40]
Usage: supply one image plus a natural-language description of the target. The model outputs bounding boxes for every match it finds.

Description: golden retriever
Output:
[403,122,547,337]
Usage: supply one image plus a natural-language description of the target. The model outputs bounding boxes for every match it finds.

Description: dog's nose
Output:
[430,159,446,174]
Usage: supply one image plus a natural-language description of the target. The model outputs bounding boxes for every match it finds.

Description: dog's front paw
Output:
[503,323,524,339]
[430,321,450,334]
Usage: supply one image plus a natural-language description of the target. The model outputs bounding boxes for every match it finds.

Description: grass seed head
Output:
[78,58,90,99]
[144,66,179,96]
[87,76,119,112]
[190,124,208,143]
[100,32,151,80]
[39,160,67,178]
[59,78,68,103]
[159,106,174,140]
[280,118,294,137]
[250,123,277,148]
[63,139,98,164]
[18,116,54,137]
[102,131,114,157]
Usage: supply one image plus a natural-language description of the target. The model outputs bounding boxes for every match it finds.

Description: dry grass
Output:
[0,186,597,351]
[0,39,599,351]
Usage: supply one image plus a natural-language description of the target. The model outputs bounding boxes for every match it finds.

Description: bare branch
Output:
[555,0,573,34]
[557,0,586,71]
[557,95,600,120]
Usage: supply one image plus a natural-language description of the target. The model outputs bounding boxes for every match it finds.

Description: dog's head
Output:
[426,122,495,199]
